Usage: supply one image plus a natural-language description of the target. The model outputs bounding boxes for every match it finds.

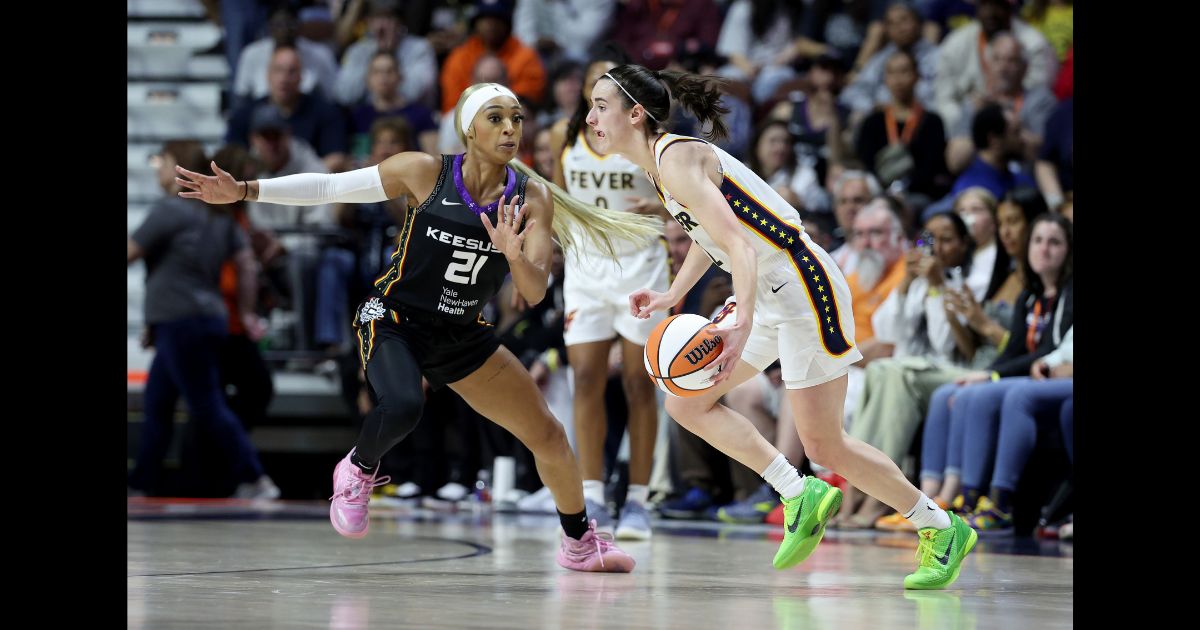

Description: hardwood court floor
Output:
[128,499,1072,629]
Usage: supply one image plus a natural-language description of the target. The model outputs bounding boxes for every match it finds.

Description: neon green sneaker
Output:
[772,476,842,569]
[903,511,978,590]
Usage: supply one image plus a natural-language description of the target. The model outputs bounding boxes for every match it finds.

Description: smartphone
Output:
[947,266,964,290]
[916,230,934,256]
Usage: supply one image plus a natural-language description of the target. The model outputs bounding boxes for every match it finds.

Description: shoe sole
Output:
[773,488,842,570]
[904,525,979,590]
[615,527,652,541]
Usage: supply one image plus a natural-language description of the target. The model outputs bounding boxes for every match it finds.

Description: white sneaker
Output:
[436,482,469,501]
[516,485,557,513]
[234,475,281,500]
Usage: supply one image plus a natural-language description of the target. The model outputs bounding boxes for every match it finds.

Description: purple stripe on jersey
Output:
[453,153,517,216]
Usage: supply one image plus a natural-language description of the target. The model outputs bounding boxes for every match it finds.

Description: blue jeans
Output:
[920,381,967,481]
[958,378,1028,490]
[990,378,1074,492]
[129,316,265,493]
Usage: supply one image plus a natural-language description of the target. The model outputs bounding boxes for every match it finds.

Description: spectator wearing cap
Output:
[612,0,722,71]
[233,6,339,107]
[932,0,1057,134]
[439,0,546,113]
[840,2,939,122]
[334,0,438,108]
[944,32,1057,174]
[226,44,350,173]
[512,0,617,64]
[242,104,334,229]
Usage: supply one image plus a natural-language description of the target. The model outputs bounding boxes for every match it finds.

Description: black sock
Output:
[963,487,981,511]
[992,488,1013,514]
[558,508,590,540]
[350,451,378,474]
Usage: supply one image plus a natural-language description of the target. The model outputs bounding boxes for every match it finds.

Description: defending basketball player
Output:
[175,82,662,574]
[587,64,978,589]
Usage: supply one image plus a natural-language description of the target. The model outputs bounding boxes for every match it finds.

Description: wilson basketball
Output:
[643,313,724,397]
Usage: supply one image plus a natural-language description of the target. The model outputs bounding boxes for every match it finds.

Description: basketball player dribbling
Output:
[589,64,978,589]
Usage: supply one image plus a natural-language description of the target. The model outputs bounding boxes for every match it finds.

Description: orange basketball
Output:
[643,314,724,397]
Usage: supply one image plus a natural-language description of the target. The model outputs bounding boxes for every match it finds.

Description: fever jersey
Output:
[368,154,528,324]
[560,130,660,256]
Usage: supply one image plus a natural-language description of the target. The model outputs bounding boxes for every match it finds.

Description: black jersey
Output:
[369,154,529,325]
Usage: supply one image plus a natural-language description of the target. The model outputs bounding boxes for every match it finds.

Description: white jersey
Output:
[651,133,857,365]
[561,131,661,256]
[559,130,669,346]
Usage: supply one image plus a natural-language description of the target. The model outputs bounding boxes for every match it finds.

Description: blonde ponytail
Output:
[507,159,663,259]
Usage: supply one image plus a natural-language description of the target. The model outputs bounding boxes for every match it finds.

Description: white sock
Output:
[582,479,605,505]
[625,484,649,507]
[760,454,806,500]
[904,493,952,530]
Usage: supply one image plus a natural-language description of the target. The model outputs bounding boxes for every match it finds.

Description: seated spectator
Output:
[854,48,952,202]
[227,45,350,173]
[537,60,583,130]
[233,6,338,106]
[932,0,1057,134]
[716,0,813,104]
[768,55,854,189]
[439,0,546,113]
[922,102,1033,223]
[846,199,909,365]
[243,104,334,229]
[513,0,617,64]
[944,33,1057,174]
[828,170,882,272]
[966,325,1072,533]
[814,0,891,74]
[837,211,980,527]
[748,119,805,208]
[841,1,939,122]
[334,0,438,108]
[349,51,438,161]
[919,212,1072,518]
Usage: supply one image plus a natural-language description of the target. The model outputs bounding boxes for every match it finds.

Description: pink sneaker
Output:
[557,519,636,573]
[329,451,390,538]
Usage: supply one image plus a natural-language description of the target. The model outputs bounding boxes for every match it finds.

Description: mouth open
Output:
[499,142,516,150]
[595,130,606,139]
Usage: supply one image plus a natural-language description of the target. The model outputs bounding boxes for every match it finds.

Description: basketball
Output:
[643,313,725,397]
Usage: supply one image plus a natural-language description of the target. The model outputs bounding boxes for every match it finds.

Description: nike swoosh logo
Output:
[787,498,803,533]
[927,505,938,510]
[936,531,955,566]
[771,283,787,293]
[441,199,462,206]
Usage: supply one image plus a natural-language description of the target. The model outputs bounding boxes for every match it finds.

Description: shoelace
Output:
[915,533,939,568]
[330,470,392,505]
[589,530,618,569]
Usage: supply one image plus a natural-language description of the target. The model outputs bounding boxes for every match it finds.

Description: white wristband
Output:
[256,165,388,206]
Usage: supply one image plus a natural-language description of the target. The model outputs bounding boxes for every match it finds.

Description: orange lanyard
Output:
[885,104,924,145]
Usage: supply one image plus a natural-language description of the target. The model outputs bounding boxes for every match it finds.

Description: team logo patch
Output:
[359,297,386,324]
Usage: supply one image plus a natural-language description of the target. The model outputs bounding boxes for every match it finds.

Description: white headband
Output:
[460,84,520,135]
[603,72,658,122]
